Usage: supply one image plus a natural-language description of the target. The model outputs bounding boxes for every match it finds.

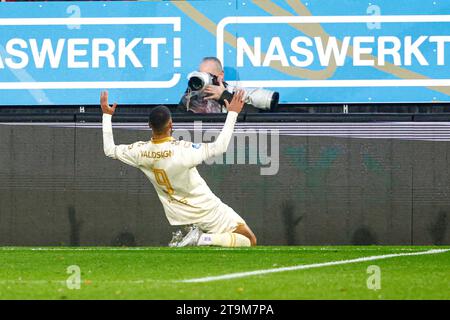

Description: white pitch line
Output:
[178,249,450,283]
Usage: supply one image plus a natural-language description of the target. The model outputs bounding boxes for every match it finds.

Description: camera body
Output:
[187,71,279,111]
[187,71,220,91]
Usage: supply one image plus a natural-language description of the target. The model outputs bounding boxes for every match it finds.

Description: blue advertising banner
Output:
[0,0,450,105]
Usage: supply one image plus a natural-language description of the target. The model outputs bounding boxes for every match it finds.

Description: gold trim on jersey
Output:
[229,233,236,247]
[167,194,201,209]
[151,136,175,144]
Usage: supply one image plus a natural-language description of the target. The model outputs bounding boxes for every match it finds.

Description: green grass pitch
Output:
[0,246,448,300]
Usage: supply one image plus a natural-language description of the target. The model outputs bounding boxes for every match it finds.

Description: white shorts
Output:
[196,203,246,234]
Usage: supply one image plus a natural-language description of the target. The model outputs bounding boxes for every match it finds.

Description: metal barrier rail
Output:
[2,112,450,123]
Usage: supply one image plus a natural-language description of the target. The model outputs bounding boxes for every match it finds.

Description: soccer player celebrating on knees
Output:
[101,90,257,247]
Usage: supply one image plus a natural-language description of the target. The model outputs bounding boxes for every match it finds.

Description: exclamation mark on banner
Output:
[173,38,181,68]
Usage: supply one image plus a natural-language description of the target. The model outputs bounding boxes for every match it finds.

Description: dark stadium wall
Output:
[0,124,449,246]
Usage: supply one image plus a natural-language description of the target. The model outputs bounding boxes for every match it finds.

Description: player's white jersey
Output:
[102,112,238,226]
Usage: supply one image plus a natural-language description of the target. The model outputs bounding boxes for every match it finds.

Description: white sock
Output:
[198,232,251,247]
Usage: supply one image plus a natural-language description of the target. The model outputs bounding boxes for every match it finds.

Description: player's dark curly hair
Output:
[149,105,171,134]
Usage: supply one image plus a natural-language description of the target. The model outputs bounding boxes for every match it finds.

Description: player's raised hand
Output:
[224,89,245,114]
[100,91,118,115]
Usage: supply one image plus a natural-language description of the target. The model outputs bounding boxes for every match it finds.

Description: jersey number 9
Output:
[152,168,174,195]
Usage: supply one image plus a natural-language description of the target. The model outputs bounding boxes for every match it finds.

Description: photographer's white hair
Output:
[201,57,223,73]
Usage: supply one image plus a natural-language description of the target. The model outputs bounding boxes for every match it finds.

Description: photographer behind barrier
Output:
[177,57,279,113]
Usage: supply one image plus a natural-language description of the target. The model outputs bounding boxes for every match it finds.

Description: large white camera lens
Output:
[244,88,279,111]
[187,72,212,91]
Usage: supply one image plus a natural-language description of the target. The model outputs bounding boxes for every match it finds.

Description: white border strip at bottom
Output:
[0,74,181,89]
[178,248,449,283]
[228,79,450,88]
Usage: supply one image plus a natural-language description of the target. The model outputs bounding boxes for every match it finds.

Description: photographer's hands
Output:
[204,79,226,101]
[224,90,245,114]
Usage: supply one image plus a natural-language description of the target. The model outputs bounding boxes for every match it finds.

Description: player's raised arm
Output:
[101,91,139,168]
[181,90,245,168]
[210,89,245,155]
[101,91,118,158]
